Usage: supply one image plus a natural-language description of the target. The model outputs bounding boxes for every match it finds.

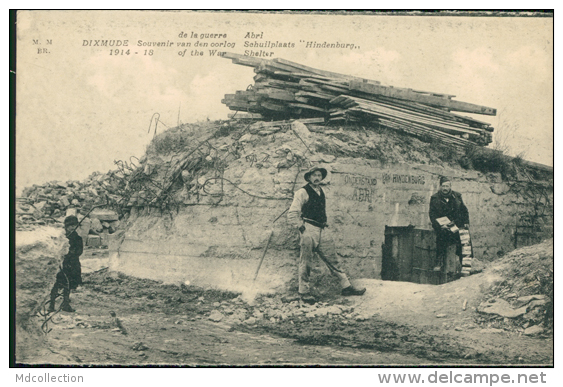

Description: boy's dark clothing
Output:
[49,230,83,311]
[429,190,470,266]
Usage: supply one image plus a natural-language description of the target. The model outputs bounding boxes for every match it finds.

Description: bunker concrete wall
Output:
[111,159,553,292]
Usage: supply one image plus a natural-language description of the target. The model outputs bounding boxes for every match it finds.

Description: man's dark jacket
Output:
[429,190,470,231]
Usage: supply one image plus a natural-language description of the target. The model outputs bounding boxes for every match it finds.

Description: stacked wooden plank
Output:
[220,52,495,147]
[330,95,492,147]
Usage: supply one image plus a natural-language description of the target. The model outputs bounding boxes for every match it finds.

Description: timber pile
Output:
[220,53,495,147]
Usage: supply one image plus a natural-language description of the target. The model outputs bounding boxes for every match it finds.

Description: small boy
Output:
[48,215,83,313]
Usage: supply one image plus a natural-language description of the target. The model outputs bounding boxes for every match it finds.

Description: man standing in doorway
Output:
[429,176,470,271]
[288,166,366,304]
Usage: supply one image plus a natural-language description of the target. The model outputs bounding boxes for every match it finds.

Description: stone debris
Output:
[475,239,553,334]
[16,171,124,244]
[513,294,546,308]
[244,317,257,325]
[110,311,128,335]
[253,311,264,320]
[523,325,544,336]
[131,342,149,351]
[202,294,360,328]
[477,298,528,319]
[480,328,504,334]
[208,310,224,322]
[91,218,103,233]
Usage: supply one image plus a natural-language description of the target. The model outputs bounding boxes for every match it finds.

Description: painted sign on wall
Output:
[382,173,426,185]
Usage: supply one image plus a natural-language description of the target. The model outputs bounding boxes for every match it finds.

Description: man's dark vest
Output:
[302,184,327,225]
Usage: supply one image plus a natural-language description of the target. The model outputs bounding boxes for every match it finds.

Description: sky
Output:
[15,11,553,191]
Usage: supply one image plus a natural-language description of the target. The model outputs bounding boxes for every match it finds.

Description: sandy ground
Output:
[15,229,553,366]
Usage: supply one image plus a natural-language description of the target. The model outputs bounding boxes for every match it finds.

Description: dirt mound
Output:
[475,239,553,335]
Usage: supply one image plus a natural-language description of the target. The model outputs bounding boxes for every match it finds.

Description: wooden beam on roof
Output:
[349,80,497,116]
[295,91,335,100]
[222,52,268,67]
[260,101,289,112]
[288,103,327,112]
[273,58,377,82]
[346,92,493,131]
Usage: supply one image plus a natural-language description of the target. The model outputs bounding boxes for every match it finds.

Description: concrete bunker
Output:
[104,119,553,294]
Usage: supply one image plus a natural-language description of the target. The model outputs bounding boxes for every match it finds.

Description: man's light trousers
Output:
[298,224,351,294]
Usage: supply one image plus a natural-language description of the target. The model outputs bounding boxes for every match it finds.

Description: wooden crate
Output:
[381,226,415,282]
[382,227,460,285]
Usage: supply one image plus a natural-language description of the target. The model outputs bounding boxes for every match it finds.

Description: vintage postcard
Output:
[14,10,553,374]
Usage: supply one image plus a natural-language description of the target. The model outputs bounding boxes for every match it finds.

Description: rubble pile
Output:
[16,171,125,236]
[221,53,495,148]
[87,268,360,326]
[205,295,358,326]
[475,239,553,335]
[85,268,358,323]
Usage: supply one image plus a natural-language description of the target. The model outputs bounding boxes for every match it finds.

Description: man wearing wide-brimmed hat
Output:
[288,166,366,304]
[48,215,84,313]
[429,176,470,271]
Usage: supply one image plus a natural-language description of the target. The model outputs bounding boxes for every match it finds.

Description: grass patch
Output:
[147,126,194,155]
[461,146,517,180]
[147,121,236,156]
